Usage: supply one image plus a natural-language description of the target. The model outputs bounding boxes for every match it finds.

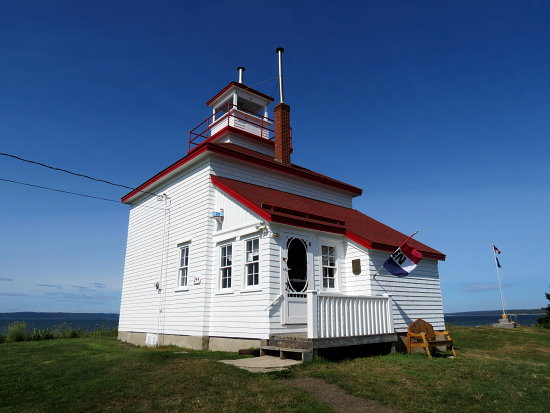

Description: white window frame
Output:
[321,244,337,290]
[220,243,233,289]
[244,237,260,287]
[178,244,190,288]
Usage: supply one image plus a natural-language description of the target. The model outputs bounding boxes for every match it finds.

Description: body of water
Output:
[445,314,542,327]
[0,317,119,333]
[1,314,542,333]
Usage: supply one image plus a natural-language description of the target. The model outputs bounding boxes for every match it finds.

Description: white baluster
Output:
[307,290,318,339]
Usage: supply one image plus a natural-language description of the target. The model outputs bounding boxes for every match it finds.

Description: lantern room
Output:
[188,67,275,152]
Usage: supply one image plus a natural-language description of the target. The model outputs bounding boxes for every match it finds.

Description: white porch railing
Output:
[307,291,395,339]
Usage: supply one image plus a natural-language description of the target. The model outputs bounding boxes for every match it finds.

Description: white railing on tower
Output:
[307,291,395,339]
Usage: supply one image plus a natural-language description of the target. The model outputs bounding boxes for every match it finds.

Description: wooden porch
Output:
[262,293,398,360]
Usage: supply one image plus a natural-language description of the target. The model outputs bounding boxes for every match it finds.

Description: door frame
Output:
[281,232,313,325]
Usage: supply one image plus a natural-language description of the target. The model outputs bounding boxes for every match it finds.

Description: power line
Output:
[0,152,158,197]
[250,76,278,88]
[0,177,169,210]
[0,177,121,203]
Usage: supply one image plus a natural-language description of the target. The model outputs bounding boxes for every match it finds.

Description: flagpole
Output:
[373,230,419,279]
[493,244,507,319]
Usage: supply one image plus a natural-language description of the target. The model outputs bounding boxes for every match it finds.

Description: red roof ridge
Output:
[206,81,275,106]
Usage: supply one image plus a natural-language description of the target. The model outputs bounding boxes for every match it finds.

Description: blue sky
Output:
[1,1,548,313]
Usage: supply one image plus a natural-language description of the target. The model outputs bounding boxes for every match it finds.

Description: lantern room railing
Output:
[188,103,275,152]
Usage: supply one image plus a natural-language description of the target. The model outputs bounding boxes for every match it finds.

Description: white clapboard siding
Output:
[340,241,373,295]
[219,134,275,157]
[210,155,354,208]
[214,188,262,230]
[119,147,447,343]
[206,191,272,339]
[367,249,445,331]
[119,160,214,337]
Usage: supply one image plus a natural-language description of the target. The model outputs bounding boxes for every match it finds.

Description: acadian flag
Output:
[383,242,423,277]
[493,244,502,268]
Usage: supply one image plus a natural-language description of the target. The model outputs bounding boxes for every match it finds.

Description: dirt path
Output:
[282,377,402,413]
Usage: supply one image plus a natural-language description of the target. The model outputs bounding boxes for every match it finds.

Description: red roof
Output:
[121,141,362,203]
[211,175,445,261]
[206,82,275,106]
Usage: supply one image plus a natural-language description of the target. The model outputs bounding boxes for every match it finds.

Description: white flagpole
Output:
[493,244,507,319]
[373,230,419,279]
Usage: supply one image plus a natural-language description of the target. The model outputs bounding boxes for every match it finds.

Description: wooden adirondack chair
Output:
[406,318,456,359]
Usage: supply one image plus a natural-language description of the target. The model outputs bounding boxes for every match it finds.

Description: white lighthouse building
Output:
[118,49,446,355]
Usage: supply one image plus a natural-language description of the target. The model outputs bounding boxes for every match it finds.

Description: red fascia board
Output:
[121,146,208,203]
[345,231,374,250]
[206,82,275,106]
[346,230,446,261]
[210,175,272,221]
[122,140,359,204]
[208,144,363,195]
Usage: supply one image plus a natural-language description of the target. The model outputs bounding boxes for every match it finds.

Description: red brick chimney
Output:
[274,103,291,164]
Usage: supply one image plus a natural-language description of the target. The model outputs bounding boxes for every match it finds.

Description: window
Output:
[352,258,362,275]
[178,245,189,287]
[322,245,336,289]
[214,97,231,120]
[237,96,263,115]
[245,238,259,286]
[220,244,232,289]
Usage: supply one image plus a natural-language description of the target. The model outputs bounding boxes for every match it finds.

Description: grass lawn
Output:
[1,326,549,412]
[0,339,330,413]
[295,326,550,413]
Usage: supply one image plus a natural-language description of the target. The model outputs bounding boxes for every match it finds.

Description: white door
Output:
[282,235,312,324]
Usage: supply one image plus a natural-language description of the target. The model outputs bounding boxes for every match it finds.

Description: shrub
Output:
[29,328,55,341]
[86,322,118,337]
[52,323,82,339]
[536,292,550,328]
[0,334,6,344]
[6,321,28,342]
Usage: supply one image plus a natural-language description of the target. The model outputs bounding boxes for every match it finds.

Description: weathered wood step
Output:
[260,346,313,362]
[268,336,313,350]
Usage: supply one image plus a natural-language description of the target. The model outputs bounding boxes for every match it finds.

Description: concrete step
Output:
[260,345,313,362]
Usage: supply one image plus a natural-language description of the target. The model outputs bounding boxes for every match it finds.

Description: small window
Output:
[245,238,260,286]
[220,244,232,289]
[178,245,189,287]
[352,259,361,275]
[214,97,232,120]
[322,245,336,289]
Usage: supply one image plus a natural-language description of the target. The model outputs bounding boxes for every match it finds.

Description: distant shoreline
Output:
[446,309,543,316]
[1,310,543,318]
[0,312,119,320]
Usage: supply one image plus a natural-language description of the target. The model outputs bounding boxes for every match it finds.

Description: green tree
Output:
[536,292,550,328]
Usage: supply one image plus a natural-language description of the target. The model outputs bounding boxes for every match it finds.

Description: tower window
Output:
[237,96,263,115]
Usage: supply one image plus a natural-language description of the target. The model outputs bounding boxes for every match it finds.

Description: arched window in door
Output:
[286,238,308,293]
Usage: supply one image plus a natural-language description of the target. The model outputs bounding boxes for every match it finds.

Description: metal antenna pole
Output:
[276,47,285,103]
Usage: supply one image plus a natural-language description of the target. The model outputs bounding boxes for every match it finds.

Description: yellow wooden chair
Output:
[406,318,456,359]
